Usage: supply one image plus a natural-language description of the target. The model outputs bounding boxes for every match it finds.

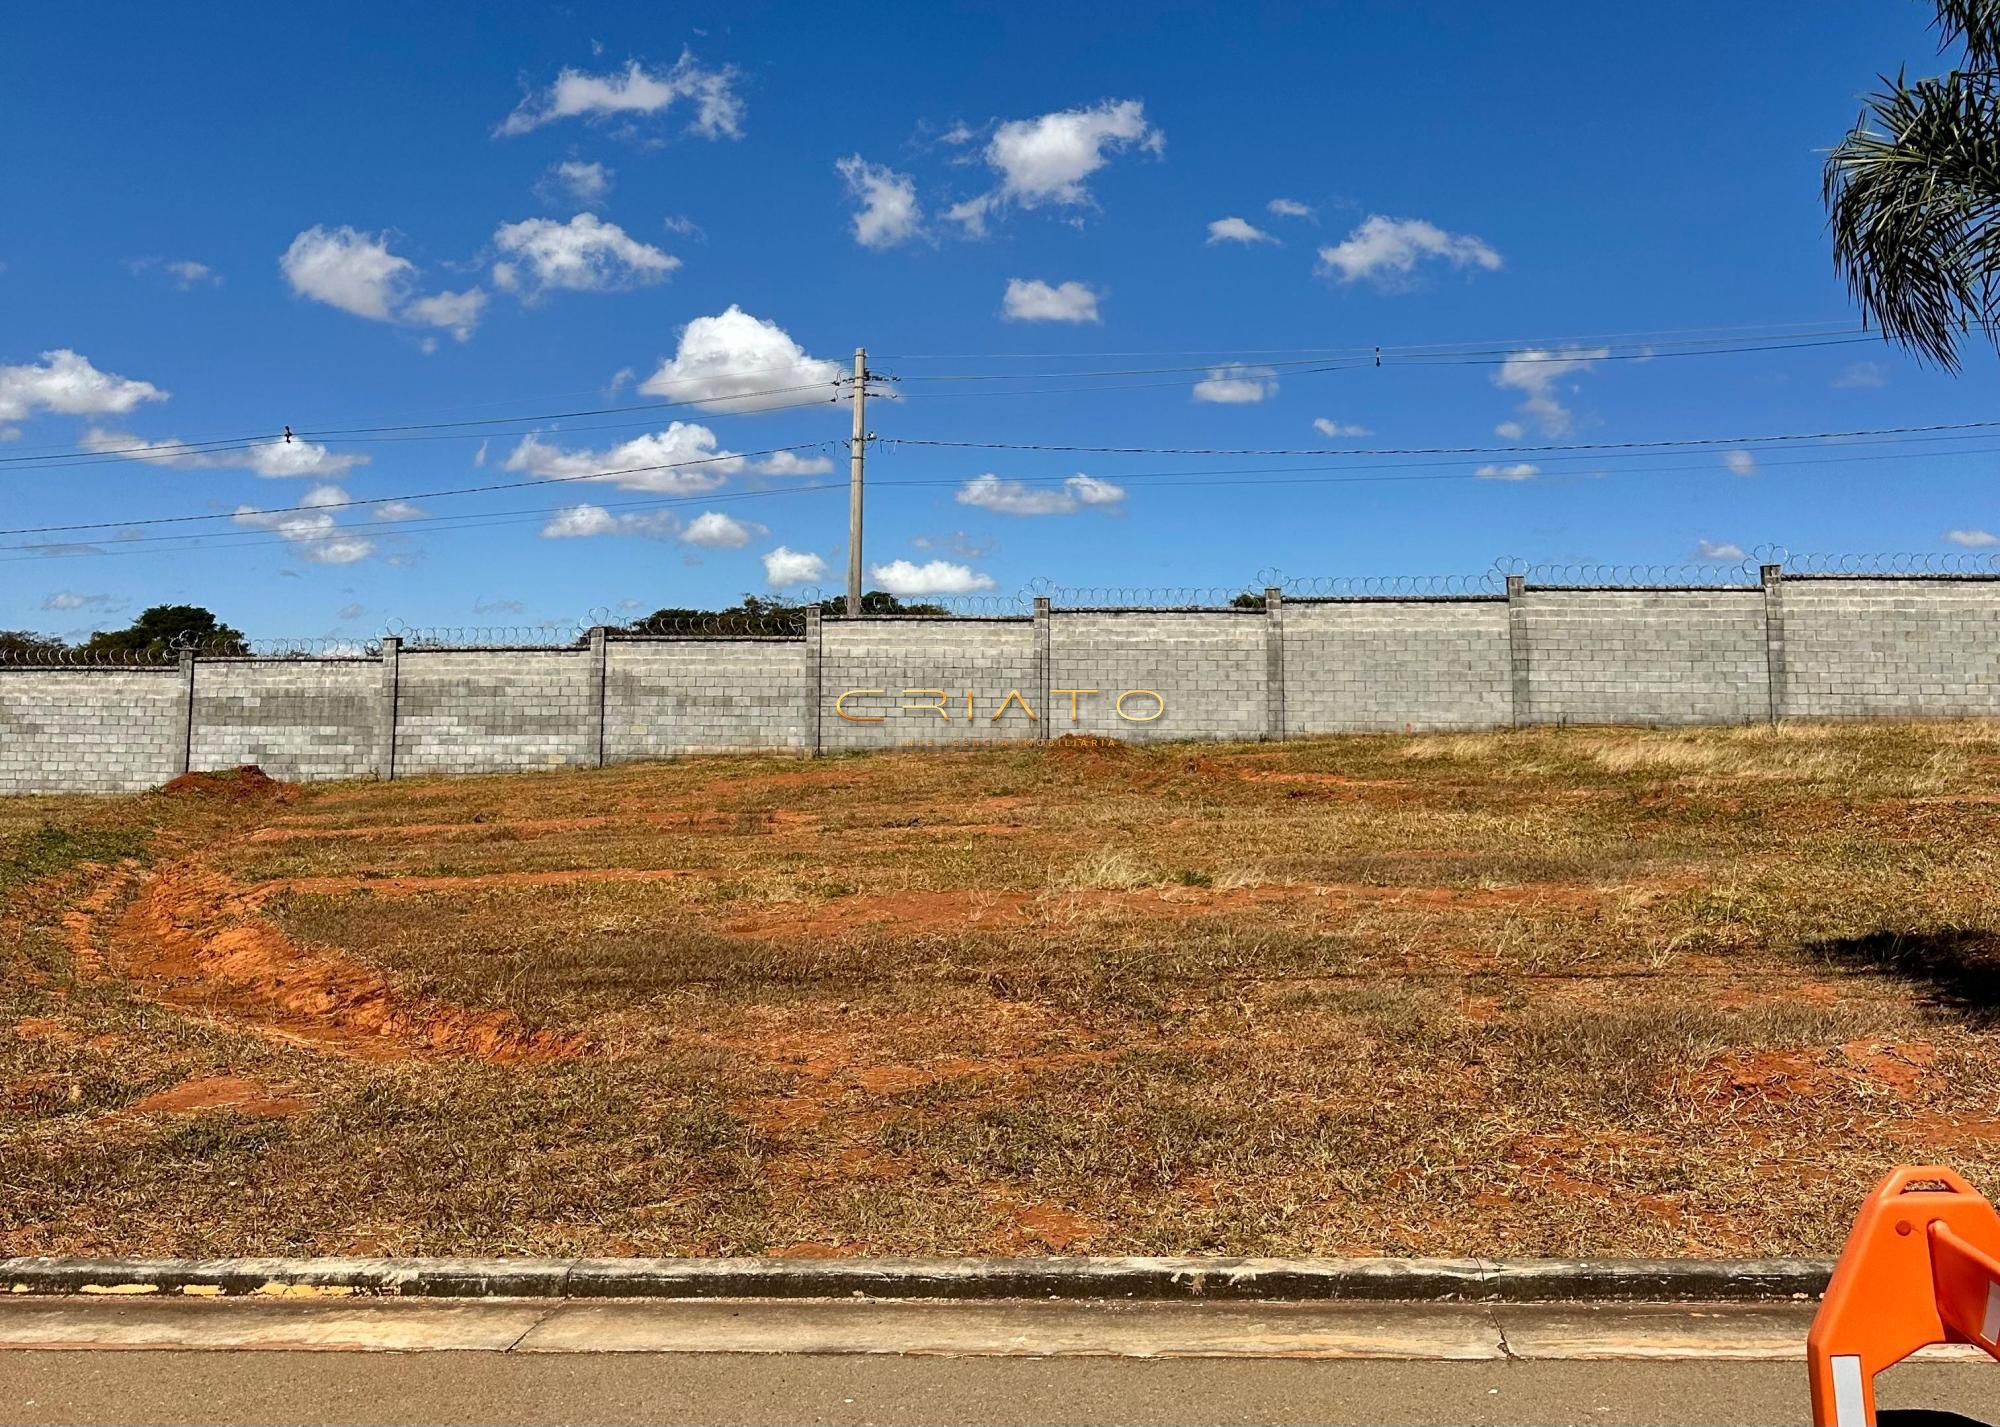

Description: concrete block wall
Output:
[0,668,187,794]
[189,660,380,781]
[1518,590,1772,727]
[1782,578,2000,718]
[606,639,808,758]
[392,648,597,776]
[820,618,1039,750]
[1282,599,1512,733]
[1048,610,1268,743]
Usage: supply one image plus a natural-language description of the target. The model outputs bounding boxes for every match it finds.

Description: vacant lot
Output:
[6,722,2000,1260]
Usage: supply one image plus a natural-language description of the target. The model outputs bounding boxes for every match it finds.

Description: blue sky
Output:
[3,1,1995,639]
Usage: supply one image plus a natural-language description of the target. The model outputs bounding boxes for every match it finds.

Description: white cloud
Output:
[280,226,485,339]
[545,159,612,206]
[1313,417,1370,438]
[762,545,826,587]
[129,257,220,289]
[1192,364,1277,403]
[232,484,374,563]
[80,427,367,479]
[41,591,118,612]
[681,510,764,547]
[756,450,835,475]
[539,503,679,540]
[836,155,923,248]
[950,98,1163,233]
[1474,462,1539,480]
[504,422,741,493]
[1001,278,1101,323]
[374,500,426,521]
[1945,528,1999,547]
[1267,198,1312,218]
[1207,216,1275,245]
[638,306,843,412]
[0,351,165,422]
[492,214,678,296]
[869,558,996,595]
[1833,361,1889,390]
[1317,215,1502,286]
[1722,449,1757,477]
[1491,347,1608,437]
[956,472,1126,515]
[1695,539,1747,561]
[497,52,744,139]
[1494,420,1526,441]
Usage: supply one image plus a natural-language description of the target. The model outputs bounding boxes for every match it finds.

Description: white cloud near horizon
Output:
[0,351,166,422]
[232,484,374,564]
[1207,216,1275,245]
[497,52,744,139]
[836,155,923,248]
[1491,347,1608,437]
[1192,364,1277,403]
[492,213,678,297]
[680,510,764,547]
[1001,278,1100,323]
[504,422,741,493]
[763,546,826,587]
[539,503,680,540]
[947,98,1162,235]
[1317,215,1501,286]
[1945,528,1999,547]
[869,558,996,595]
[1474,462,1539,480]
[1695,539,1748,561]
[638,306,843,412]
[956,472,1125,515]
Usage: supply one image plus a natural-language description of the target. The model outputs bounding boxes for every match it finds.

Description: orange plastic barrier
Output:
[1808,1165,2000,1425]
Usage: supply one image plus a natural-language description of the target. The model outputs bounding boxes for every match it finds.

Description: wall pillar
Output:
[377,636,401,780]
[1263,586,1285,740]
[802,608,823,756]
[176,650,196,775]
[587,626,609,767]
[1506,574,1531,728]
[1761,563,1787,724]
[1033,596,1052,742]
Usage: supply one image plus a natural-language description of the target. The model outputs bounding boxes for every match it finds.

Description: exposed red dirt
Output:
[1689,1041,1937,1105]
[268,867,713,897]
[124,1075,308,1118]
[160,766,297,804]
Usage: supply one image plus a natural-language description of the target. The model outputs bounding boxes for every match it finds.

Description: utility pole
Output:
[846,347,867,616]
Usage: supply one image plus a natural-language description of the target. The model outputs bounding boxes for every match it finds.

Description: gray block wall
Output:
[1048,611,1268,743]
[189,660,380,781]
[821,618,1039,750]
[1282,599,1512,733]
[392,649,597,776]
[0,668,187,794]
[606,639,808,758]
[1517,590,1772,727]
[1783,578,2000,718]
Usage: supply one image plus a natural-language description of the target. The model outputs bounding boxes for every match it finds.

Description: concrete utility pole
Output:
[846,347,867,617]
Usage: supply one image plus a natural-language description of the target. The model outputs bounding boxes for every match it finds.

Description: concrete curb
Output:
[0,1256,1831,1303]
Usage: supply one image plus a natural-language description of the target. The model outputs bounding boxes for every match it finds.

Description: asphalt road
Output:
[2,1353,1995,1426]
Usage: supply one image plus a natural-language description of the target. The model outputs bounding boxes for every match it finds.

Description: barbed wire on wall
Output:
[1775,549,2000,576]
[0,643,180,668]
[383,621,589,651]
[1022,577,1260,610]
[1271,572,1506,598]
[1492,558,1764,589]
[616,609,811,637]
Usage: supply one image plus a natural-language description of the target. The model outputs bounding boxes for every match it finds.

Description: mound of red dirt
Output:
[159,766,295,802]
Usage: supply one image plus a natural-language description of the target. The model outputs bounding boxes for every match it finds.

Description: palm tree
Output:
[1824,0,2000,369]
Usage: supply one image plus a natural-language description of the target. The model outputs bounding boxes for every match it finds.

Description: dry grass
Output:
[7,721,2000,1260]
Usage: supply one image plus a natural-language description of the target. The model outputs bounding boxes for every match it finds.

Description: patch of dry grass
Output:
[8,722,2000,1260]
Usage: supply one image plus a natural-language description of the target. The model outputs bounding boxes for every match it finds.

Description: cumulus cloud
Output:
[756,450,835,475]
[869,558,996,595]
[1267,198,1312,218]
[762,545,826,587]
[1207,216,1275,245]
[1494,420,1526,441]
[1192,364,1277,403]
[280,226,486,339]
[947,98,1162,234]
[504,422,741,493]
[1722,449,1757,477]
[41,591,119,612]
[543,159,612,207]
[1834,361,1889,390]
[374,500,426,521]
[1001,278,1100,323]
[836,155,923,248]
[491,214,678,297]
[956,472,1126,515]
[0,351,165,423]
[680,510,764,547]
[1491,347,1608,437]
[80,427,367,479]
[1474,462,1539,480]
[1945,528,1999,547]
[497,52,744,139]
[539,503,679,540]
[232,484,374,564]
[1313,417,1370,438]
[1695,539,1747,561]
[1317,215,1501,286]
[638,306,843,412]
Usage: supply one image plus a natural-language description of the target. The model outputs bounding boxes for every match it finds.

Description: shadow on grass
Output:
[1810,928,2000,1024]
